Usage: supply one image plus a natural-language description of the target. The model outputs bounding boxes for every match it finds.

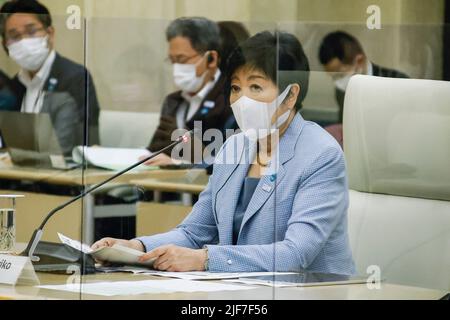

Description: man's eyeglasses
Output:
[165,53,202,65]
[5,27,47,45]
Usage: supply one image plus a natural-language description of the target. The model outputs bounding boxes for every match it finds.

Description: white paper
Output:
[38,279,256,296]
[132,270,297,280]
[96,267,297,280]
[223,279,298,287]
[58,233,92,254]
[224,277,369,288]
[72,146,155,171]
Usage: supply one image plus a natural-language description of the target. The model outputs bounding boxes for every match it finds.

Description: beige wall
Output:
[82,0,444,24]
[0,0,446,115]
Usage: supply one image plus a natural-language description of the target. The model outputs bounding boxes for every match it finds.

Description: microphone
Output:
[21,130,193,263]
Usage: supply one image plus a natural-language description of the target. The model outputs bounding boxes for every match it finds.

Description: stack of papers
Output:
[72,146,156,171]
[97,267,297,280]
[38,279,256,296]
[58,233,155,267]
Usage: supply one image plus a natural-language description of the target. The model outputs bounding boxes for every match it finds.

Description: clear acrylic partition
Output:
[277,21,450,293]
[0,13,85,298]
[0,8,448,300]
[81,16,279,299]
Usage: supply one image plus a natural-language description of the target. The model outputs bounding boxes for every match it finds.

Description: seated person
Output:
[319,31,409,123]
[145,17,237,166]
[217,21,250,74]
[0,0,100,154]
[93,31,355,275]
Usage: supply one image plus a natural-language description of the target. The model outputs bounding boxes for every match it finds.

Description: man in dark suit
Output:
[0,0,100,153]
[145,17,237,166]
[319,31,409,123]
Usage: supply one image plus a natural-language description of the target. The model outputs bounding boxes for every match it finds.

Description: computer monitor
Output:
[0,111,77,169]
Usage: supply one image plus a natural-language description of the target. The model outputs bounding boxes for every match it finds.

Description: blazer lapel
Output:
[238,114,306,237]
[214,136,257,244]
[214,135,252,222]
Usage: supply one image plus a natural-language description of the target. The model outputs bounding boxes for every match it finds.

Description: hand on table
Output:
[138,244,207,272]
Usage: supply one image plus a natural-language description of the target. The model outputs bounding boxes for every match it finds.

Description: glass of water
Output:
[0,195,24,252]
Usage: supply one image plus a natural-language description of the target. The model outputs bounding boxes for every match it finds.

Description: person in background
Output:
[145,17,237,166]
[215,21,250,133]
[0,0,100,154]
[319,31,409,124]
[93,31,355,275]
[217,21,250,73]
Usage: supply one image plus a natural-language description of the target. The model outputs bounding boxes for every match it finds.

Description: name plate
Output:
[0,254,40,286]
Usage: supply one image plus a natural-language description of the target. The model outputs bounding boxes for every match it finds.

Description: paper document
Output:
[223,274,369,287]
[58,233,92,254]
[136,271,297,281]
[72,146,156,171]
[57,233,154,267]
[224,279,299,287]
[96,266,297,280]
[38,279,256,296]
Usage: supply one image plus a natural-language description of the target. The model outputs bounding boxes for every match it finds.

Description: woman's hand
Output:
[138,244,207,272]
[91,237,145,252]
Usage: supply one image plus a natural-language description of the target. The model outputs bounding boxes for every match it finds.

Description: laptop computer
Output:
[0,111,79,169]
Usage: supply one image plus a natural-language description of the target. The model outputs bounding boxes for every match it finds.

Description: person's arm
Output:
[85,70,100,145]
[63,69,100,146]
[135,176,219,251]
[205,145,348,272]
[46,92,80,156]
[147,94,179,154]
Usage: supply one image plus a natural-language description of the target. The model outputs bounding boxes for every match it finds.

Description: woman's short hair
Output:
[225,31,310,111]
[217,21,250,72]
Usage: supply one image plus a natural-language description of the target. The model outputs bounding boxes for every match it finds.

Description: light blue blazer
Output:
[137,114,356,275]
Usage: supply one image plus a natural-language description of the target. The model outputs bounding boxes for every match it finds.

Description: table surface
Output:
[131,169,208,194]
[0,269,446,300]
[0,158,204,186]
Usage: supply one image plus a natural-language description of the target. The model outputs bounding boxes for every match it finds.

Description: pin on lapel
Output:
[203,100,215,109]
[48,78,58,92]
[262,184,272,193]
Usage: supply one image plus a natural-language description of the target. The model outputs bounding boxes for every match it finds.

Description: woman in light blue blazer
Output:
[93,31,355,275]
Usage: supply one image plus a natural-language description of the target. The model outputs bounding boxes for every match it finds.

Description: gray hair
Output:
[166,17,220,53]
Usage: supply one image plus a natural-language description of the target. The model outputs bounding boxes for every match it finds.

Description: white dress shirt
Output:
[366,61,373,76]
[18,50,56,114]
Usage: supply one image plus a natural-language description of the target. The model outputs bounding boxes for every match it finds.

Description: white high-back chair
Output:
[99,110,160,148]
[344,75,450,291]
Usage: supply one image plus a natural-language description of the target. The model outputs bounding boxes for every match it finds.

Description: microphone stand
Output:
[21,132,192,262]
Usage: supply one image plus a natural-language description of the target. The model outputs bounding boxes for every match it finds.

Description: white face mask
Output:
[231,85,293,140]
[334,74,352,91]
[8,36,50,72]
[172,55,208,93]
[333,64,365,91]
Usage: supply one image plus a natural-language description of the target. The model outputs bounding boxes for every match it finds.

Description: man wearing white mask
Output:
[319,31,408,124]
[0,0,100,153]
[145,17,237,166]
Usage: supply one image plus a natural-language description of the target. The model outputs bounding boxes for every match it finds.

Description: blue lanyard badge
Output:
[47,78,58,92]
[200,100,215,115]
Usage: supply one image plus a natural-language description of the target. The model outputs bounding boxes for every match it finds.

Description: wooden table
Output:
[0,270,446,300]
[0,160,172,244]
